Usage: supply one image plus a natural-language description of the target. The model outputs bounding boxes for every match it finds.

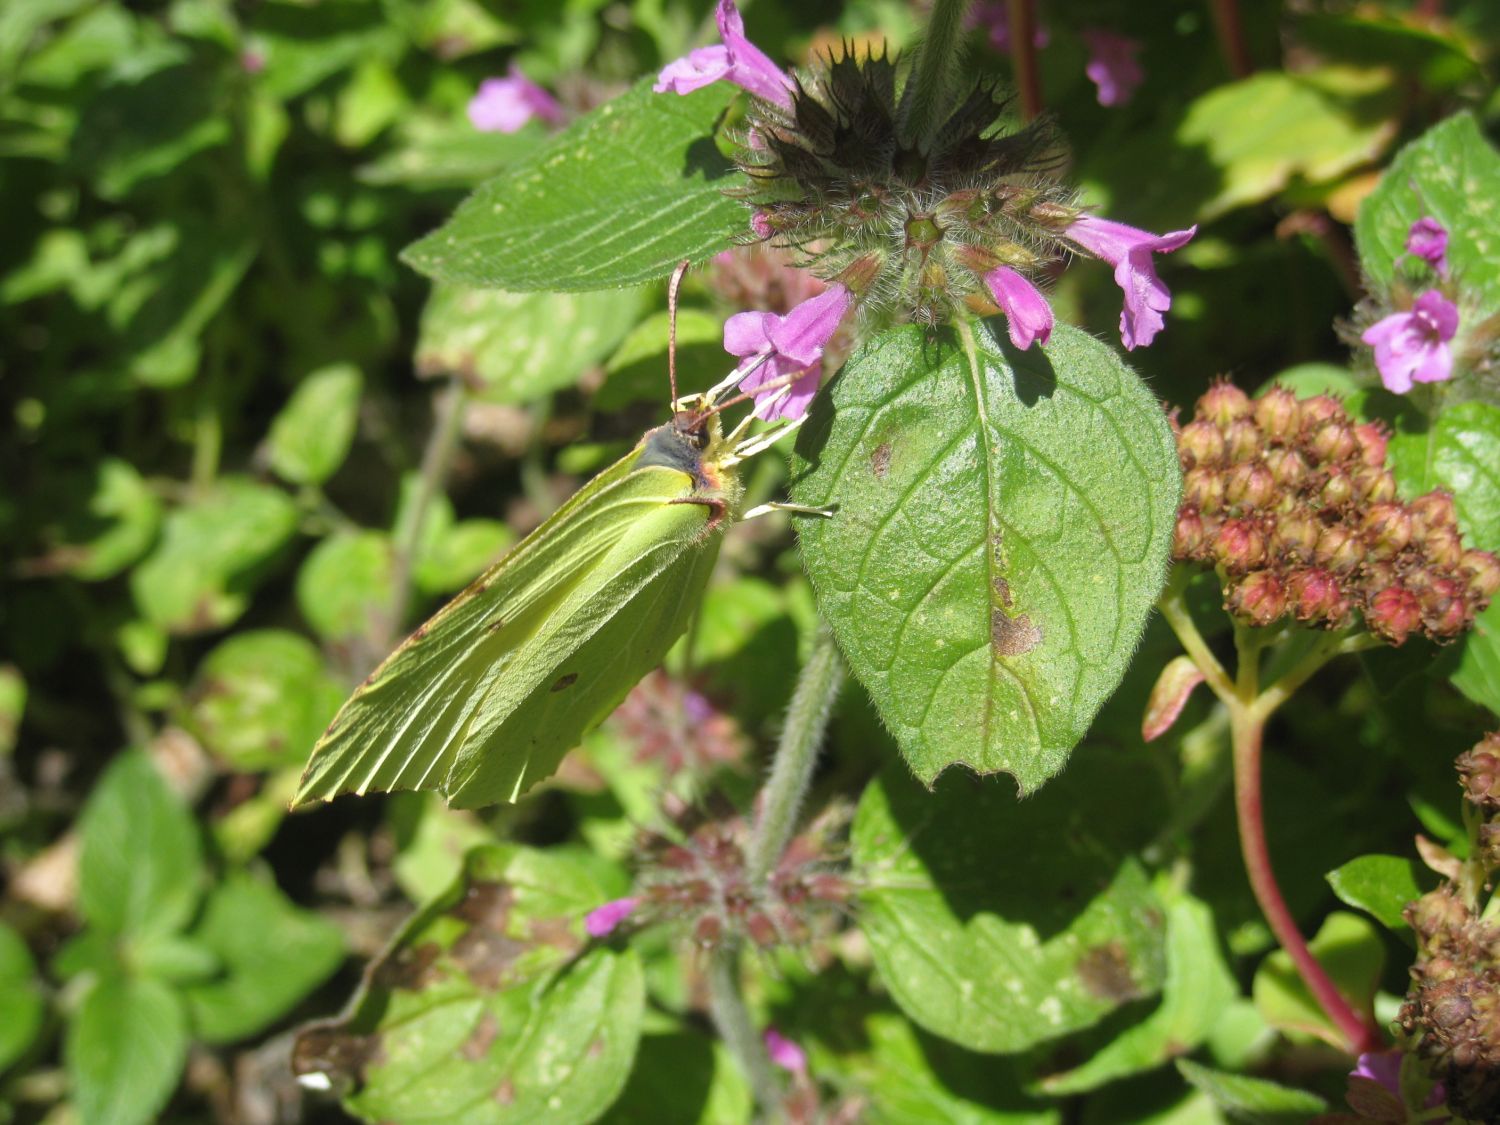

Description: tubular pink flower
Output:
[1361,290,1459,395]
[968,1,1049,51]
[467,66,564,133]
[763,1029,807,1074]
[654,0,794,110]
[1081,29,1144,107]
[724,284,850,421]
[983,266,1053,349]
[585,896,639,938]
[1406,216,1449,277]
[1065,215,1196,349]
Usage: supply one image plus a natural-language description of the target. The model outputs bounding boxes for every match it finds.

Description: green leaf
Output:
[415,283,644,405]
[183,630,345,770]
[1032,890,1238,1095]
[0,923,44,1073]
[248,0,399,101]
[791,321,1180,791]
[52,458,162,581]
[131,933,220,986]
[293,845,643,1124]
[597,308,726,411]
[267,363,364,486]
[1252,912,1383,1048]
[1327,854,1431,933]
[295,530,396,643]
[1356,113,1500,309]
[78,751,202,941]
[850,756,1169,1053]
[416,519,515,596]
[403,80,745,291]
[1454,599,1500,716]
[184,871,344,1044]
[0,664,23,756]
[359,118,546,190]
[65,974,190,1125]
[130,477,299,634]
[1297,13,1483,91]
[601,1032,753,1125]
[1174,1058,1327,1123]
[1388,400,1500,551]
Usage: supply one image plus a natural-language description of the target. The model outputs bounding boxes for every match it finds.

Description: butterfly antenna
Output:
[668,260,690,416]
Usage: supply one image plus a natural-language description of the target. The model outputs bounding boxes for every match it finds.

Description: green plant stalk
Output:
[1007,0,1043,120]
[901,0,973,150]
[706,945,782,1120]
[1159,583,1383,1055]
[1209,0,1253,78]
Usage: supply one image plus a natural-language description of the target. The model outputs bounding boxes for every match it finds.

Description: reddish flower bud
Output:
[1418,575,1470,638]
[1224,461,1275,510]
[1368,584,1423,645]
[1410,490,1458,534]
[1318,467,1355,509]
[745,910,779,947]
[1173,507,1207,559]
[1352,422,1389,467]
[1288,568,1349,624]
[693,914,724,947]
[1457,737,1500,809]
[1227,571,1287,626]
[1297,394,1345,432]
[1224,418,1262,464]
[1314,524,1363,574]
[1264,447,1309,489]
[1460,550,1500,599]
[1183,467,1226,514]
[1213,518,1267,573]
[1422,524,1465,570]
[1273,509,1320,562]
[1178,419,1226,468]
[807,873,849,901]
[1253,386,1300,442]
[1310,421,1358,464]
[1362,502,1414,559]
[1350,465,1396,505]
[1197,380,1252,427]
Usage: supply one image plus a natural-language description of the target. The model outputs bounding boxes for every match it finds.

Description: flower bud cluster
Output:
[609,671,746,774]
[1172,381,1500,644]
[735,48,1081,325]
[1456,731,1500,871]
[625,811,849,952]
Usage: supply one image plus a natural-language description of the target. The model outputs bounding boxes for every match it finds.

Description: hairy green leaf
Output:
[1327,854,1431,933]
[791,321,1180,791]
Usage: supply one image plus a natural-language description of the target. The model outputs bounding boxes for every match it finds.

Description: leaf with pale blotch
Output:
[293,845,641,1125]
[851,755,1169,1053]
[791,322,1180,792]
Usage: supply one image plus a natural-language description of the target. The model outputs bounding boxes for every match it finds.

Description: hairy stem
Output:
[901,0,973,150]
[1209,0,1253,77]
[1156,569,1236,705]
[1007,0,1043,120]
[748,623,845,883]
[707,946,781,1118]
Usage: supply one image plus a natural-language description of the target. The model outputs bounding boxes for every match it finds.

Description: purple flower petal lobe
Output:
[1361,290,1459,395]
[468,66,564,133]
[1065,215,1196,349]
[585,896,639,938]
[983,266,1053,349]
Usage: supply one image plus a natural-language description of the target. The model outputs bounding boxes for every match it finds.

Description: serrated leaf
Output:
[183,630,345,770]
[293,844,643,1124]
[1388,400,1500,550]
[1252,912,1383,1048]
[1355,113,1500,309]
[851,755,1169,1053]
[0,922,44,1073]
[1175,1058,1327,1123]
[295,530,396,643]
[791,322,1180,791]
[130,477,299,634]
[65,973,190,1125]
[184,871,344,1043]
[1327,854,1431,933]
[78,751,202,941]
[267,363,363,486]
[416,283,643,404]
[403,80,744,291]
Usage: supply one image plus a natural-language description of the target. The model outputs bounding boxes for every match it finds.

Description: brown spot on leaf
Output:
[373,941,443,991]
[462,1011,501,1061]
[870,442,892,479]
[550,673,578,692]
[485,617,505,634]
[991,607,1042,657]
[1076,942,1142,1003]
[992,576,1014,609]
[292,1021,384,1087]
[587,1036,606,1059]
[449,882,531,990]
[493,1079,516,1105]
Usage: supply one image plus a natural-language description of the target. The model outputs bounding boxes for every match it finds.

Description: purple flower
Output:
[983,266,1053,349]
[724,284,850,421]
[1081,29,1144,106]
[1406,216,1449,277]
[763,1029,806,1074]
[1064,215,1196,349]
[969,1,1049,52]
[1362,290,1459,395]
[1348,1051,1447,1116]
[585,896,639,938]
[467,67,564,133]
[654,0,794,111]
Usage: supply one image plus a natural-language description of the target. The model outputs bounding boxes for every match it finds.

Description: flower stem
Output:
[706,946,782,1119]
[748,622,844,883]
[1156,568,1236,705]
[1007,0,1043,121]
[901,0,973,150]
[1209,0,1253,78]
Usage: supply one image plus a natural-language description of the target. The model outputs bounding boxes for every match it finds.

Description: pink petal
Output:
[585,897,639,938]
[752,364,821,421]
[1081,29,1144,107]
[723,310,779,358]
[763,1029,807,1073]
[654,46,734,96]
[1406,216,1448,275]
[467,68,563,133]
[715,0,796,109]
[767,284,850,367]
[983,266,1053,349]
[1065,216,1196,350]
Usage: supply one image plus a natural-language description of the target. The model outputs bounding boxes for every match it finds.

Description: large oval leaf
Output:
[790,321,1180,792]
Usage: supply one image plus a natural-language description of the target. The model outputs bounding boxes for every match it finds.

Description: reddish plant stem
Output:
[1007,0,1043,121]
[1209,0,1253,78]
[1231,707,1382,1056]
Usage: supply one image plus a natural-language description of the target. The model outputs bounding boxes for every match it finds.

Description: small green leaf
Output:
[1454,599,1500,717]
[65,974,190,1125]
[1387,400,1500,550]
[1356,113,1500,309]
[295,530,396,643]
[293,845,643,1124]
[132,933,220,986]
[78,751,202,941]
[1253,912,1383,1048]
[184,871,345,1044]
[1175,1058,1327,1123]
[416,518,514,596]
[61,458,162,580]
[182,630,345,770]
[267,363,364,486]
[602,1032,754,1125]
[359,118,546,190]
[415,283,644,404]
[403,80,745,292]
[130,477,299,634]
[598,308,725,410]
[1327,854,1431,933]
[0,665,25,757]
[791,322,1180,791]
[851,756,1169,1053]
[0,923,44,1073]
